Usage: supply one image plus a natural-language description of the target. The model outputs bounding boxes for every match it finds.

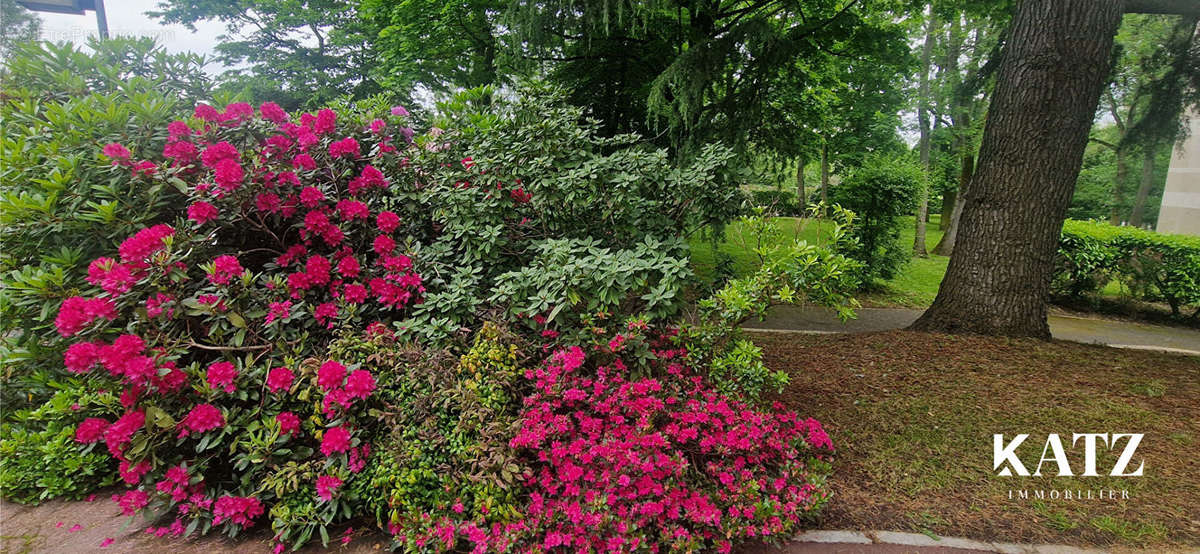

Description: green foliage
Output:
[831,156,924,285]
[0,40,210,416]
[351,324,528,549]
[748,189,804,217]
[149,0,378,108]
[0,386,120,503]
[1055,220,1200,317]
[708,339,788,401]
[489,237,692,341]
[360,0,503,97]
[683,206,860,403]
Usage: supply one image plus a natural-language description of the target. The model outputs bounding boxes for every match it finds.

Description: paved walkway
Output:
[745,306,1200,355]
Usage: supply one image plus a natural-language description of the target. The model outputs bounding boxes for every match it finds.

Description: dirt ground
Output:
[751,330,1200,550]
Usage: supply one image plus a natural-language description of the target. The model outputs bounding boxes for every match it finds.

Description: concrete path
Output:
[745,306,1200,355]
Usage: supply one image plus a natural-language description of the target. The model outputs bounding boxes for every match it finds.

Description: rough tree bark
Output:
[932,151,972,256]
[913,7,936,258]
[910,0,1124,338]
[1129,145,1156,226]
[796,157,807,215]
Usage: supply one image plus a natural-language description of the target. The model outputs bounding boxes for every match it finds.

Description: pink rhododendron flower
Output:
[368,119,386,133]
[200,141,239,168]
[315,475,342,501]
[118,460,151,485]
[328,137,360,159]
[313,302,338,328]
[373,235,395,256]
[266,367,295,394]
[114,489,150,516]
[266,300,291,324]
[187,201,219,224]
[343,283,367,304]
[212,496,263,527]
[194,103,220,121]
[348,165,387,195]
[213,158,245,192]
[102,143,131,162]
[314,108,337,135]
[255,192,282,213]
[344,369,375,400]
[75,418,109,443]
[118,224,173,264]
[221,102,254,124]
[316,360,345,391]
[104,411,145,457]
[276,411,300,435]
[299,186,325,208]
[178,404,224,438]
[167,120,191,139]
[259,102,289,124]
[145,293,174,318]
[55,296,117,337]
[86,257,137,296]
[320,426,351,456]
[336,199,369,221]
[64,341,102,373]
[208,255,244,285]
[292,153,317,170]
[206,361,238,393]
[336,255,360,278]
[390,105,409,117]
[131,160,157,177]
[376,211,400,233]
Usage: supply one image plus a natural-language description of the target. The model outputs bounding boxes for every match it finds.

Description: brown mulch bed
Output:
[751,330,1200,549]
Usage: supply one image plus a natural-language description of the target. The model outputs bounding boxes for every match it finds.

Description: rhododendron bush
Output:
[16,82,861,551]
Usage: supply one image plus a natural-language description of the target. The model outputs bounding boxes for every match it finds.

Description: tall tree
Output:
[150,1,379,107]
[360,0,505,97]
[913,4,936,257]
[912,0,1200,338]
[1124,15,1199,226]
[910,0,1124,338]
[0,0,41,59]
[507,0,911,154]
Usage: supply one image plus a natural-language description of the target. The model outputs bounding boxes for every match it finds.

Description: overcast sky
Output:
[33,0,228,71]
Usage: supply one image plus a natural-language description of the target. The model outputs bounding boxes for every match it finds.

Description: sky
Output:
[32,0,228,71]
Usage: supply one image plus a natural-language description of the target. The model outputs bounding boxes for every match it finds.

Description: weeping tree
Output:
[504,0,912,155]
[911,0,1200,338]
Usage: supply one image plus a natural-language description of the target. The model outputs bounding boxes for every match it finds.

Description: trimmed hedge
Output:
[1054,220,1200,317]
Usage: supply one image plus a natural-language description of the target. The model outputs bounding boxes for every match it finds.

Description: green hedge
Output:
[1055,220,1200,317]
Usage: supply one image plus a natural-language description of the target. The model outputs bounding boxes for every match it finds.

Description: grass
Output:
[688,214,951,307]
[750,330,1200,548]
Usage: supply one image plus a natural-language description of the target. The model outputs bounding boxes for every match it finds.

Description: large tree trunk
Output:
[796,157,807,216]
[1129,145,1156,227]
[911,0,1123,338]
[913,7,937,258]
[932,152,972,256]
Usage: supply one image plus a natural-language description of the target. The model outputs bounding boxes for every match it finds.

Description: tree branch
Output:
[1125,0,1200,16]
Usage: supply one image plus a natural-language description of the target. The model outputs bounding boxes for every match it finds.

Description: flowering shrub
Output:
[350,323,530,551]
[13,79,857,552]
[366,325,833,552]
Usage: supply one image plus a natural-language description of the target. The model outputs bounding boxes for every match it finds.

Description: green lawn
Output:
[689,214,952,307]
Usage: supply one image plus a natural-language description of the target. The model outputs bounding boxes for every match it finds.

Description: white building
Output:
[1157,112,1200,236]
